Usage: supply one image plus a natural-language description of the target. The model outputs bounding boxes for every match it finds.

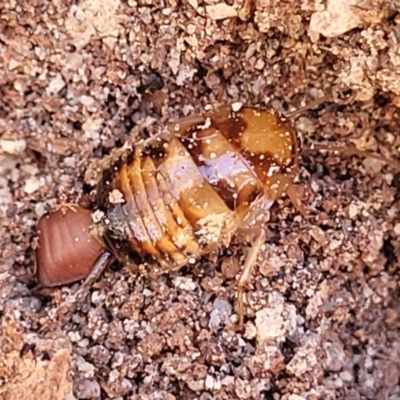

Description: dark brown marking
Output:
[212,111,248,149]
[142,139,168,165]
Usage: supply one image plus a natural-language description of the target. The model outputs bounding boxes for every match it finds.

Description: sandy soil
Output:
[1,0,400,399]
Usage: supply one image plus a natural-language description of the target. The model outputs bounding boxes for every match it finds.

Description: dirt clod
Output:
[2,0,400,399]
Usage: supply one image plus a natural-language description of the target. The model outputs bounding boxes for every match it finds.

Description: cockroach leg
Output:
[61,253,113,311]
[37,251,114,334]
[286,184,309,217]
[284,93,332,119]
[65,251,113,304]
[284,86,354,120]
[142,129,169,147]
[78,251,114,292]
[236,229,266,329]
[304,143,400,169]
[167,113,206,136]
[143,113,208,147]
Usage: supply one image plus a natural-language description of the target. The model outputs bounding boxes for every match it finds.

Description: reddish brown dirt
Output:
[1,1,400,399]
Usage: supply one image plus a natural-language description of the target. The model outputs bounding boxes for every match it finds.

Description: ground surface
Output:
[1,0,400,399]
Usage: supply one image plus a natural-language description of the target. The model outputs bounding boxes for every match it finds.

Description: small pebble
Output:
[209,298,232,329]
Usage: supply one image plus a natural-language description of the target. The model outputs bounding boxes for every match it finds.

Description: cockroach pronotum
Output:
[34,102,396,328]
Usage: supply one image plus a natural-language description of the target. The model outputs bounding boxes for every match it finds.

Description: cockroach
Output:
[34,102,396,328]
